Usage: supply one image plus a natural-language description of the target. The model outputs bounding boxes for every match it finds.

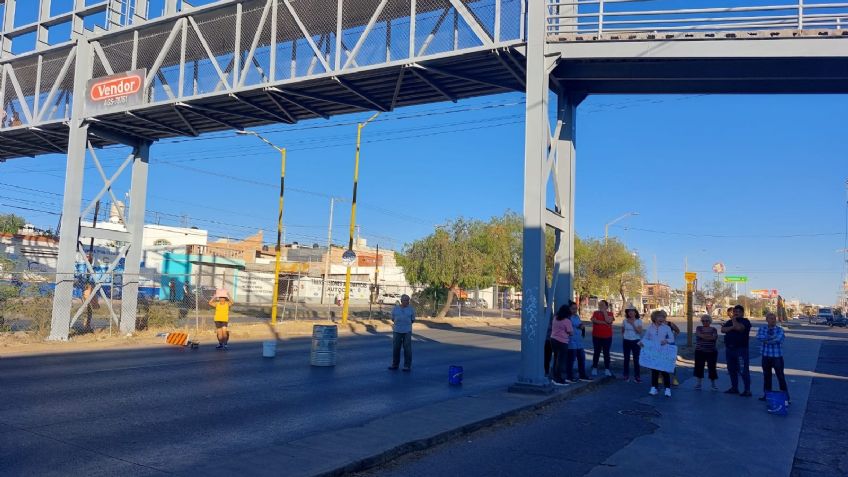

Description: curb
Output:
[313,376,613,476]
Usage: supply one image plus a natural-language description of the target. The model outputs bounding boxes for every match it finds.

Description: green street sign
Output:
[724,275,748,283]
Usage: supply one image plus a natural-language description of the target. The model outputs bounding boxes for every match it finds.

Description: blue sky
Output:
[2,92,846,305]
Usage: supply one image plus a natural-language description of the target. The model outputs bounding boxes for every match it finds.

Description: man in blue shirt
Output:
[756,312,790,403]
[388,294,416,371]
[721,304,753,396]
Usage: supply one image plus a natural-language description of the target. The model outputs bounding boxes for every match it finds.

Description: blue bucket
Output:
[448,365,463,385]
[765,391,788,416]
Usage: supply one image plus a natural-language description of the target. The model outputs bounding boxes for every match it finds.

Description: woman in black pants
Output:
[621,305,644,382]
[694,314,719,390]
[591,300,615,377]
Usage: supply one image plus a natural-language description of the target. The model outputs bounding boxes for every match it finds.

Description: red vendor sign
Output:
[85,69,146,115]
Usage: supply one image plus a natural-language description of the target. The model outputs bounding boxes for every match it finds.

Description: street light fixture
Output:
[236,130,286,325]
[604,211,639,242]
[342,112,380,325]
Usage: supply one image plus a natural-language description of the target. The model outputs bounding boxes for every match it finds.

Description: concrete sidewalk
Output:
[585,324,824,477]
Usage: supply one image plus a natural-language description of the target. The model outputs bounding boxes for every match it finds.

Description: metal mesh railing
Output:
[546,0,848,36]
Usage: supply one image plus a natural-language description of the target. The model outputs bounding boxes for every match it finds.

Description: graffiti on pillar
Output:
[523,287,539,341]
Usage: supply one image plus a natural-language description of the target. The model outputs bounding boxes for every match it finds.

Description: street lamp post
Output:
[236,130,286,325]
[604,211,639,242]
[342,112,380,325]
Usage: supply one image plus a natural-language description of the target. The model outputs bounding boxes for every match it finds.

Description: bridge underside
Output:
[549,37,848,94]
[0,48,525,159]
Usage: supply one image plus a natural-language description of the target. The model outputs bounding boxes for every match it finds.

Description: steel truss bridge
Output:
[1,0,847,390]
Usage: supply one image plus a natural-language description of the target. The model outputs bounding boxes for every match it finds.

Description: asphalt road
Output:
[791,326,848,476]
[360,322,848,477]
[0,321,522,476]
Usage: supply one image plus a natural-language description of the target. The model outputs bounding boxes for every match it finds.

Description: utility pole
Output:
[321,198,337,306]
[342,112,380,325]
[653,255,658,284]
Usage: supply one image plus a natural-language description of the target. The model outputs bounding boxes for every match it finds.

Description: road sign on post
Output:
[724,275,748,283]
[341,250,357,267]
[685,272,697,282]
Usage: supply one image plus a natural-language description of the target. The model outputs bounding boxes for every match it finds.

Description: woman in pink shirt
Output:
[550,304,574,387]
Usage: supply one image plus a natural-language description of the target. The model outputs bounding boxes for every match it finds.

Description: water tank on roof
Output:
[109,200,126,223]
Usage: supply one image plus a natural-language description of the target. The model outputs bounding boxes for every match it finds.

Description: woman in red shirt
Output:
[591,300,615,377]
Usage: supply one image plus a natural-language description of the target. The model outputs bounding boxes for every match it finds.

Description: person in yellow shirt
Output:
[209,291,232,350]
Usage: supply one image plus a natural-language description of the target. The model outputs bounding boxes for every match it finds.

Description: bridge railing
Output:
[546,0,848,36]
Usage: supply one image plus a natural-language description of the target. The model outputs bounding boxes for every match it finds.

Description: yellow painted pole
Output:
[342,112,380,325]
[271,148,286,325]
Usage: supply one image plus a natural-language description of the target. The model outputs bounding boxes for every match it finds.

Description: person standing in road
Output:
[550,305,574,387]
[566,301,590,383]
[642,310,675,397]
[388,294,416,372]
[757,312,790,404]
[621,305,643,383]
[694,314,719,391]
[209,290,232,350]
[721,304,753,396]
[591,300,615,377]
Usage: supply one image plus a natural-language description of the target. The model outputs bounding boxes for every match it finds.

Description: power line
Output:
[619,225,843,239]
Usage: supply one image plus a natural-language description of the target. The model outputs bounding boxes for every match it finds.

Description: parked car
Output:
[463,298,488,309]
[811,307,834,325]
[378,293,401,305]
[829,314,848,328]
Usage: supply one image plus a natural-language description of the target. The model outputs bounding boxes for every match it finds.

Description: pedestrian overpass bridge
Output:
[1,0,846,389]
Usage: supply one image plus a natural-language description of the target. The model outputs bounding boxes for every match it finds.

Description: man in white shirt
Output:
[388,294,416,371]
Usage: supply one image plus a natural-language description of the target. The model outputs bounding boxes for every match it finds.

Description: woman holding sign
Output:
[641,310,676,397]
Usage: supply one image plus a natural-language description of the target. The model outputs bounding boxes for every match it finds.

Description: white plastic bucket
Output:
[262,340,277,358]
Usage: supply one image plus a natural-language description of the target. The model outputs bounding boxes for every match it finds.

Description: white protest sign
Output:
[640,341,677,373]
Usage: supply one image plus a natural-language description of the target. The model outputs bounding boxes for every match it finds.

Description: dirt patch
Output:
[0,316,520,357]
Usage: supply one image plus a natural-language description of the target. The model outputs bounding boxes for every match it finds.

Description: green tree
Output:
[475,211,522,287]
[572,237,642,313]
[399,218,494,318]
[599,239,644,314]
[700,279,735,314]
[573,235,600,309]
[0,214,25,234]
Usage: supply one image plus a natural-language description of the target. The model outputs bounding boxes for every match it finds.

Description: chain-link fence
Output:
[1,268,437,338]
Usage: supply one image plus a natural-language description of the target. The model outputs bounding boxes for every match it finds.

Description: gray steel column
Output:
[552,93,576,309]
[512,0,550,391]
[119,140,151,334]
[49,37,93,341]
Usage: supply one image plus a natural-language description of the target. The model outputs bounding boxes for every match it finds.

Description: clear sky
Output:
[2,92,846,305]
